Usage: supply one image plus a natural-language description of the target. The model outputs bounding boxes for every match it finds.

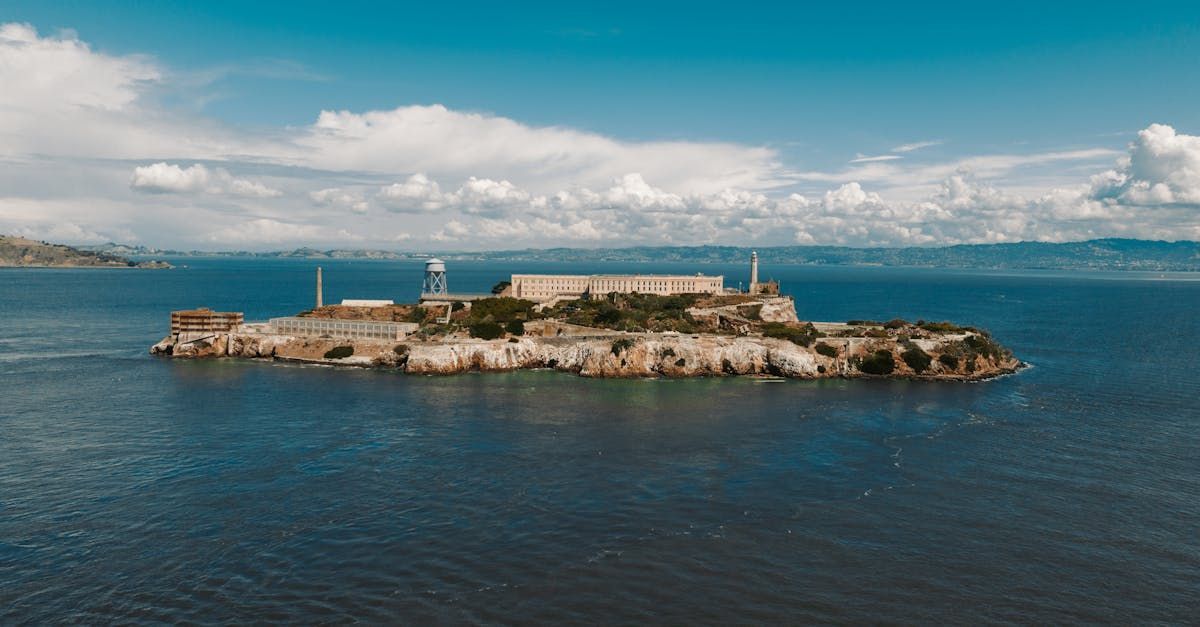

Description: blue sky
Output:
[2,1,1200,248]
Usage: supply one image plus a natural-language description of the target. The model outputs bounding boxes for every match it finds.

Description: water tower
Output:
[422,258,448,296]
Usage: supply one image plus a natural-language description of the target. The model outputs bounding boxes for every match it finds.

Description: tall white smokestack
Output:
[750,251,759,294]
[316,266,324,308]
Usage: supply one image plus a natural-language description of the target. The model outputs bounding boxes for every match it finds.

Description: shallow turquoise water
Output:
[1,259,1197,623]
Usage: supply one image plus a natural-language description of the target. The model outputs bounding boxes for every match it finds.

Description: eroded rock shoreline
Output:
[151,329,1023,381]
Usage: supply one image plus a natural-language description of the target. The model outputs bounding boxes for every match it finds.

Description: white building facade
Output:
[510,273,724,301]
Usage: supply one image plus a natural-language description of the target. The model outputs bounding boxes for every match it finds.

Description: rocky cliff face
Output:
[152,329,1022,381]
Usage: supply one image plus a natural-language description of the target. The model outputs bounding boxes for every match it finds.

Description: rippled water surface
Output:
[1,259,1198,623]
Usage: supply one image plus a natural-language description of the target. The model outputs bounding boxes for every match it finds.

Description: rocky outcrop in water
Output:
[151,329,1022,381]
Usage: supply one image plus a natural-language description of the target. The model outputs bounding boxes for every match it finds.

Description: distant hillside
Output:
[446,239,1200,271]
[0,236,170,268]
[79,238,1200,271]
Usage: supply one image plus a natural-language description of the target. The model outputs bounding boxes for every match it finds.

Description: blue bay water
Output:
[1,258,1198,623]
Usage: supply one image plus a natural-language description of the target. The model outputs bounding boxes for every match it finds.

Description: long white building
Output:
[510,273,724,301]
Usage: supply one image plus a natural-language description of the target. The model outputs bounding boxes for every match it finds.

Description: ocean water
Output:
[1,258,1197,623]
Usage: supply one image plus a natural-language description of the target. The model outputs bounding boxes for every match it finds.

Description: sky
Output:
[2,0,1200,250]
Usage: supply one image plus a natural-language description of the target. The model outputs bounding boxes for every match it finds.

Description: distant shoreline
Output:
[79,238,1200,272]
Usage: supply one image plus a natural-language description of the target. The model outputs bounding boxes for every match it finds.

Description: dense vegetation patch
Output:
[761,322,821,347]
[504,319,525,335]
[469,321,505,340]
[901,343,932,373]
[815,342,839,357]
[393,344,409,355]
[938,353,959,369]
[857,350,896,375]
[916,320,965,333]
[469,297,537,323]
[324,345,354,359]
[963,334,1006,360]
[548,293,702,333]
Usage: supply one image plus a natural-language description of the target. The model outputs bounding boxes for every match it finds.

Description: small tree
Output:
[505,319,525,336]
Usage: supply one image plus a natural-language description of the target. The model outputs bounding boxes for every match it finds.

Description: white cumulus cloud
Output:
[2,23,1200,248]
[310,187,368,214]
[130,163,281,197]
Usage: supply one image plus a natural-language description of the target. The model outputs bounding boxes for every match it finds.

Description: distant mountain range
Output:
[79,238,1200,272]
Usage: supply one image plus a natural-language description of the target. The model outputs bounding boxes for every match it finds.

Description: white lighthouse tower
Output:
[422,258,448,296]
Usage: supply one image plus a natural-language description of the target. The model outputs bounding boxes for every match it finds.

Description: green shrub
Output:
[762,322,819,347]
[815,342,839,358]
[846,319,882,326]
[595,308,622,325]
[469,297,536,323]
[451,301,466,312]
[611,338,636,355]
[938,353,959,369]
[405,307,428,323]
[858,350,895,375]
[919,320,964,333]
[883,318,909,329]
[393,344,409,355]
[491,280,511,295]
[963,334,1005,360]
[469,321,505,340]
[505,319,525,335]
[324,345,354,359]
[902,345,932,373]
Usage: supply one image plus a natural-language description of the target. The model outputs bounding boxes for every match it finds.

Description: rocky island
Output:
[150,292,1022,381]
[0,235,171,268]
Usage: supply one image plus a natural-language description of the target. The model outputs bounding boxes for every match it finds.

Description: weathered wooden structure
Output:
[170,308,244,334]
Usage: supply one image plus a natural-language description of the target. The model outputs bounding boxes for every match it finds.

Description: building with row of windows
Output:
[509,273,724,301]
[269,317,418,341]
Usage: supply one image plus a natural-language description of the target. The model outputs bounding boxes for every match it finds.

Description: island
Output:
[0,235,171,268]
[149,292,1021,380]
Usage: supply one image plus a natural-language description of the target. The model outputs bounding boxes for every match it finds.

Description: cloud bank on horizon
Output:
[1,22,1198,249]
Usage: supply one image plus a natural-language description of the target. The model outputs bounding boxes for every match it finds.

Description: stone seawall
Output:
[151,330,1022,381]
